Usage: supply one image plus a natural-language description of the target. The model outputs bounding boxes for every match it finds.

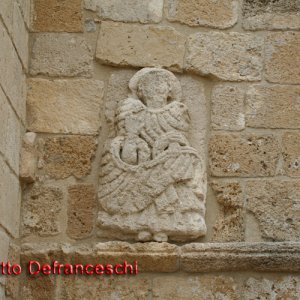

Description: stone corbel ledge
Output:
[21,242,300,273]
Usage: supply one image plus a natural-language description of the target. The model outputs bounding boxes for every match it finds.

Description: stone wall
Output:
[3,0,300,298]
[0,0,29,298]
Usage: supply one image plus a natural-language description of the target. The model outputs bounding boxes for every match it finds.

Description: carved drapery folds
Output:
[97,68,206,242]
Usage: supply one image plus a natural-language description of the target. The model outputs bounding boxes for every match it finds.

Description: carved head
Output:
[129,68,182,109]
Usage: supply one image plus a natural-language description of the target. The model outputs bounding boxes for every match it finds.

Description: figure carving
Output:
[98,68,206,242]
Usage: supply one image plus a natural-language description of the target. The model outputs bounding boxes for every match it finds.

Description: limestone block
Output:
[20,277,56,300]
[97,68,206,242]
[181,242,300,272]
[243,0,300,30]
[211,181,244,242]
[0,157,21,238]
[185,32,263,81]
[282,132,300,178]
[60,276,151,299]
[0,231,9,286]
[0,87,22,174]
[86,0,163,23]
[27,79,104,134]
[0,0,13,35]
[153,275,238,299]
[17,0,31,27]
[211,85,245,131]
[67,184,97,239]
[6,243,20,299]
[39,136,97,179]
[12,2,29,69]
[0,21,26,121]
[209,133,280,177]
[243,276,300,299]
[96,22,186,71]
[30,34,93,77]
[167,0,238,29]
[246,180,300,241]
[32,0,83,32]
[20,132,37,183]
[265,32,300,84]
[22,184,63,236]
[246,85,300,129]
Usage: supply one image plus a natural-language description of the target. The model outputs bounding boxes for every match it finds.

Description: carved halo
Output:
[128,68,182,103]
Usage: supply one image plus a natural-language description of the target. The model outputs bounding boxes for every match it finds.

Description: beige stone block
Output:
[0,157,21,238]
[265,32,300,84]
[283,132,300,178]
[0,231,9,286]
[209,133,280,177]
[246,180,300,241]
[30,34,93,77]
[181,242,300,272]
[0,21,26,121]
[0,0,14,35]
[39,136,97,179]
[60,276,151,299]
[27,79,104,134]
[0,87,22,174]
[6,243,20,299]
[96,21,186,71]
[20,276,56,300]
[243,0,300,30]
[243,276,300,299]
[211,181,244,242]
[12,2,29,69]
[17,0,31,27]
[88,0,163,23]
[185,32,263,81]
[246,85,300,129]
[211,85,245,131]
[22,184,63,236]
[67,184,97,239]
[32,0,83,32]
[167,0,238,29]
[153,275,238,299]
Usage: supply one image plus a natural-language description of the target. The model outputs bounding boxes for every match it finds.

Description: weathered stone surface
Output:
[0,21,26,121]
[22,184,63,236]
[12,2,29,68]
[20,132,37,183]
[20,276,56,300]
[243,0,300,30]
[39,136,97,180]
[0,157,20,238]
[98,68,206,242]
[246,85,300,129]
[243,276,300,299]
[60,276,151,299]
[0,87,22,174]
[96,22,186,71]
[153,275,238,299]
[17,0,31,27]
[32,0,83,32]
[211,85,245,131]
[6,243,20,299]
[167,0,238,29]
[86,0,163,23]
[0,0,13,35]
[0,231,9,286]
[27,79,104,134]
[246,180,300,241]
[209,133,280,177]
[265,32,300,84]
[21,242,179,273]
[67,184,97,239]
[30,34,93,77]
[185,32,263,81]
[282,132,300,178]
[181,242,300,272]
[211,181,244,242]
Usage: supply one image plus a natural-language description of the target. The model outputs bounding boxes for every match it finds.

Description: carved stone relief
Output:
[97,68,207,242]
